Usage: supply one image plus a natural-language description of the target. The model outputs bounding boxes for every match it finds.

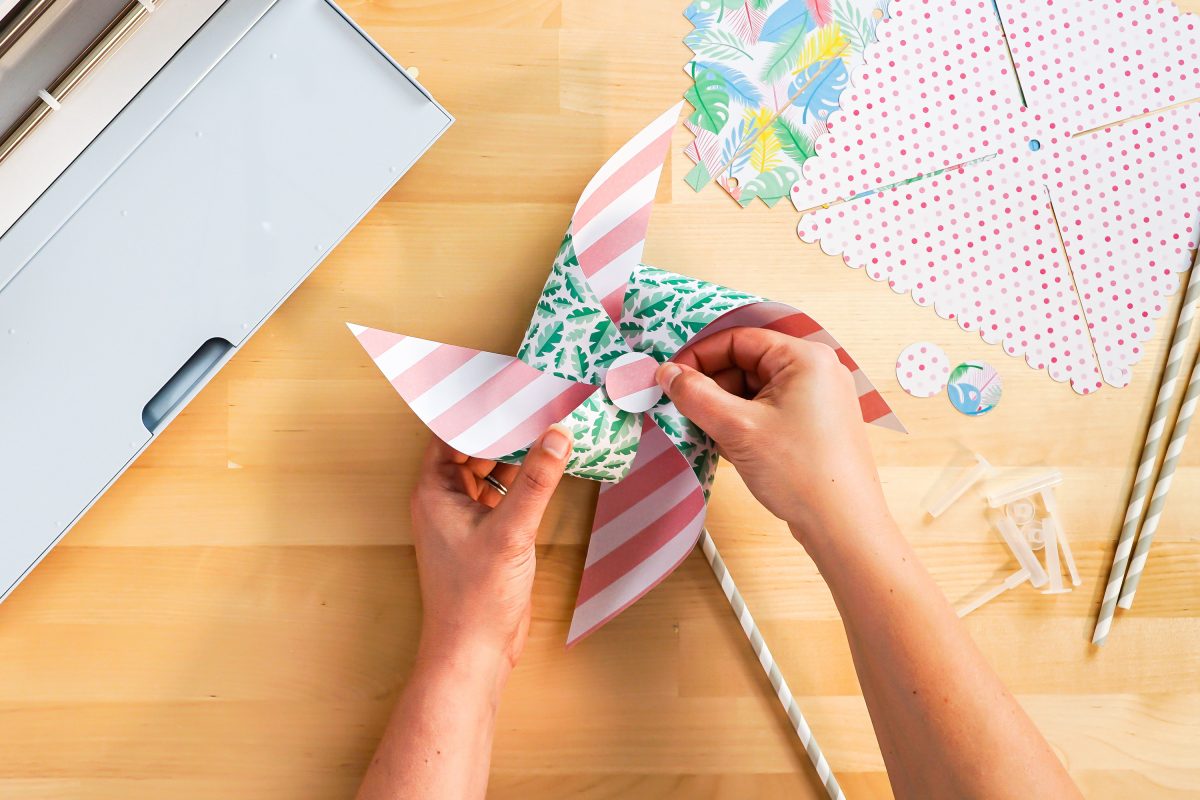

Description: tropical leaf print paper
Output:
[683,0,888,206]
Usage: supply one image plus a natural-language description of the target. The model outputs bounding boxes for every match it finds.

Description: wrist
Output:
[787,493,897,554]
[416,623,514,701]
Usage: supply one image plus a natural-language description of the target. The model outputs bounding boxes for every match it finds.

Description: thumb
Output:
[657,362,751,442]
[494,424,572,531]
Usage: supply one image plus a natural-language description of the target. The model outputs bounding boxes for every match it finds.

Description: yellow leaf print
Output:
[794,23,849,74]
[745,107,781,173]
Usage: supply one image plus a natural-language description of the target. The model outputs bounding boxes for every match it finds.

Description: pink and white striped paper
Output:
[571,104,681,322]
[347,325,597,460]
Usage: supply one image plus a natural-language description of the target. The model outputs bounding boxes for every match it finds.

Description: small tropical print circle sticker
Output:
[947,361,1003,416]
[604,352,662,412]
[895,342,951,398]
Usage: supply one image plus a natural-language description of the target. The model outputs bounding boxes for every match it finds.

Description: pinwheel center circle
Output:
[604,352,663,413]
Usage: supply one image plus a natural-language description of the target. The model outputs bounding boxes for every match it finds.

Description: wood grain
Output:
[2,0,1198,797]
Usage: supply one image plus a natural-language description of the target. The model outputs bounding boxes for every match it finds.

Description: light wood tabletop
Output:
[3,1,1199,797]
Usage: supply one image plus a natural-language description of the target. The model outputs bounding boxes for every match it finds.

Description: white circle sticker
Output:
[895,342,951,398]
[604,352,663,412]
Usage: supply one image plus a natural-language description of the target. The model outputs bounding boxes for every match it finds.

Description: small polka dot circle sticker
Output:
[895,341,951,398]
[947,361,1002,417]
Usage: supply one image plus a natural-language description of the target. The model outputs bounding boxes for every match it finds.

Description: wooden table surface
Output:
[3,1,1199,797]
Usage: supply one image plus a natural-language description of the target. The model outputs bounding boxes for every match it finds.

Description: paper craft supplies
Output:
[681,0,889,206]
[987,469,1079,589]
[958,568,1033,618]
[947,361,1002,417]
[790,0,1200,393]
[994,513,1048,589]
[1094,251,1200,645]
[895,341,950,398]
[935,461,1083,613]
[923,452,993,518]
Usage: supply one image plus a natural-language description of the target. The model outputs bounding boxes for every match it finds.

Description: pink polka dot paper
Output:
[791,0,1200,395]
[896,342,952,397]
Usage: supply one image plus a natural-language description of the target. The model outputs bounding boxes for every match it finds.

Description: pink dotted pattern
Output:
[896,341,952,397]
[790,0,1200,394]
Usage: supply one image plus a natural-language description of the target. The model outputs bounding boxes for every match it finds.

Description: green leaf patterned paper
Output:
[501,231,771,486]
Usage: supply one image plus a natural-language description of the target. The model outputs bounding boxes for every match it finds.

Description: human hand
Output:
[409,425,572,677]
[656,328,890,545]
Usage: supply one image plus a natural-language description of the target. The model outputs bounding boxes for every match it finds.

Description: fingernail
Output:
[540,424,571,459]
[658,363,682,392]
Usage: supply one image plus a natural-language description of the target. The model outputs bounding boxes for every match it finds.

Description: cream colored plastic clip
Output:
[1039,485,1080,587]
[994,514,1048,588]
[986,469,1079,589]
[958,568,1031,617]
[925,453,994,518]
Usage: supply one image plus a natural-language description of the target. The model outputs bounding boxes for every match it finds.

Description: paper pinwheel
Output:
[682,0,889,206]
[350,104,903,645]
[789,0,1200,393]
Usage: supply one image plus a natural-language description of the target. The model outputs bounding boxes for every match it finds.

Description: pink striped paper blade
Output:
[568,418,707,645]
[348,324,598,460]
[682,301,906,434]
[570,102,682,322]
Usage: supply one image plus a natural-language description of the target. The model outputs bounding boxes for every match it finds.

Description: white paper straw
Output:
[699,529,845,800]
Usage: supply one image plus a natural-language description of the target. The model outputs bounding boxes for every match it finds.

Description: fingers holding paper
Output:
[411,427,573,667]
[657,328,891,544]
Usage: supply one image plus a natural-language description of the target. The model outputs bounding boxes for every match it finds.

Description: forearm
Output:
[796,508,1080,800]
[356,635,509,800]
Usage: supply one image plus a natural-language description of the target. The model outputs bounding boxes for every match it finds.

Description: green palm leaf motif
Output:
[685,27,752,60]
[654,413,686,440]
[589,320,618,352]
[577,450,611,470]
[833,0,878,51]
[595,348,627,371]
[534,321,563,356]
[673,292,717,316]
[634,291,672,319]
[680,312,717,332]
[555,233,579,269]
[666,322,690,346]
[568,307,602,323]
[588,412,606,443]
[610,410,638,439]
[685,64,730,134]
[564,345,589,378]
[612,440,640,456]
[563,267,594,304]
[948,362,976,384]
[773,117,816,163]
